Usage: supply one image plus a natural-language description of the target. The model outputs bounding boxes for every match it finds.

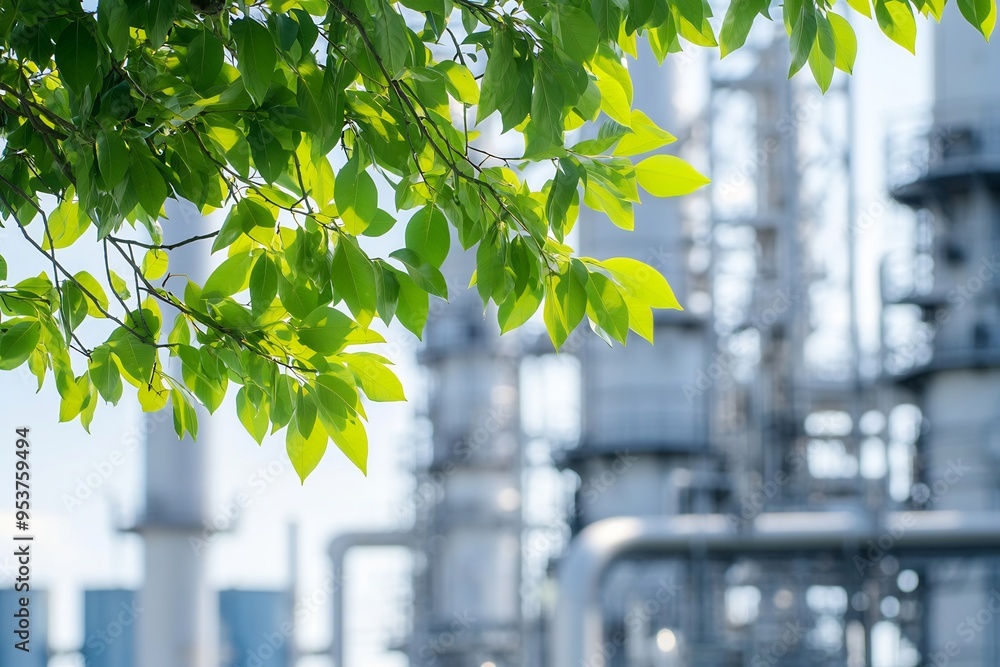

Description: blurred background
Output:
[3,3,1000,666]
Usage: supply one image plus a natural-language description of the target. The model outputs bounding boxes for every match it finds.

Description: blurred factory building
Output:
[5,6,1000,667]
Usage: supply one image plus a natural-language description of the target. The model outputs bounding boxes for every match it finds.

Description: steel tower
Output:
[884,8,1000,665]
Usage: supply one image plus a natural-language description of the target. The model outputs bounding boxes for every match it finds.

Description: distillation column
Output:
[888,9,1000,666]
[134,200,217,667]
[557,42,716,665]
[408,244,523,667]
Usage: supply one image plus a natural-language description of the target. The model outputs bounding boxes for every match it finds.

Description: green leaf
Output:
[314,372,365,419]
[530,64,566,152]
[477,29,518,123]
[436,61,480,105]
[335,157,378,235]
[74,272,109,318]
[369,264,397,326]
[214,199,274,252]
[97,131,129,187]
[80,382,99,432]
[635,155,710,197]
[170,386,198,439]
[250,253,279,318]
[237,386,270,444]
[613,111,677,156]
[957,0,996,38]
[584,180,634,230]
[168,317,190,347]
[591,50,633,126]
[327,412,369,475]
[146,0,176,47]
[55,20,100,94]
[234,18,277,105]
[98,0,130,59]
[59,374,89,423]
[107,329,156,386]
[405,205,450,268]
[918,0,945,19]
[585,272,630,344]
[60,281,89,334]
[499,284,543,333]
[678,13,718,46]
[875,0,917,52]
[373,7,412,77]
[0,256,6,282]
[673,0,707,26]
[179,346,227,414]
[298,306,359,355]
[238,198,276,232]
[187,28,225,92]
[287,390,328,482]
[542,261,588,348]
[547,162,582,241]
[343,352,406,401]
[621,290,654,342]
[393,269,429,338]
[129,150,168,218]
[551,5,599,62]
[203,252,254,297]
[829,13,858,73]
[808,13,837,92]
[332,235,377,327]
[136,379,170,412]
[278,273,320,319]
[476,236,506,305]
[0,320,41,370]
[847,0,873,18]
[599,257,681,308]
[389,248,449,299]
[142,249,168,281]
[213,208,245,254]
[247,117,290,184]
[787,0,819,75]
[592,0,624,40]
[109,270,130,300]
[89,345,123,404]
[44,200,90,250]
[720,0,770,56]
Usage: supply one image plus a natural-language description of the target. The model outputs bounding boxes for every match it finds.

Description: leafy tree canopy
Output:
[0,0,991,481]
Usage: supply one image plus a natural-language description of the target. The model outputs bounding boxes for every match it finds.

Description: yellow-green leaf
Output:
[599,257,681,309]
[342,352,406,402]
[634,155,709,197]
[829,13,858,73]
[875,0,917,53]
[142,249,168,281]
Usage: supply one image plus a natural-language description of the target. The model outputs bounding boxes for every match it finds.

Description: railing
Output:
[885,114,1000,191]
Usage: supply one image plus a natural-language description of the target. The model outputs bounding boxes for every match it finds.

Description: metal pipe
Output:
[328,531,413,667]
[551,510,1000,667]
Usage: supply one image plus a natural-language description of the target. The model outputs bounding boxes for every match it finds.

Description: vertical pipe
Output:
[328,531,412,667]
[135,199,216,667]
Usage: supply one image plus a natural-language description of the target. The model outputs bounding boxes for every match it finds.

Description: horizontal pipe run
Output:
[552,510,1000,667]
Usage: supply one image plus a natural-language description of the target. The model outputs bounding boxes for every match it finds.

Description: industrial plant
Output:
[4,7,1000,667]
